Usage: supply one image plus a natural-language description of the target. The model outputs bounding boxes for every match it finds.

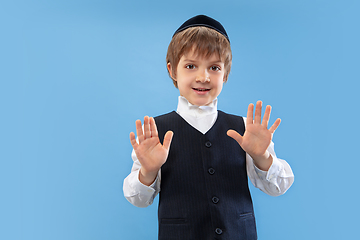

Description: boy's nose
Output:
[196,70,210,83]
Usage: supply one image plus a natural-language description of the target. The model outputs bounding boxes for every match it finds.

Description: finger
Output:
[129,132,138,151]
[269,118,281,133]
[262,105,271,128]
[227,129,243,146]
[135,119,144,143]
[143,116,150,139]
[149,117,158,138]
[246,103,254,126]
[163,131,174,150]
[254,100,262,124]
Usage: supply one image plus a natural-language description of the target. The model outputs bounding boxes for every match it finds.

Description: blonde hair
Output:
[166,26,232,88]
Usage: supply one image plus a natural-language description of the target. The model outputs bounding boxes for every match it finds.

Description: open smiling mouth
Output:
[193,88,210,92]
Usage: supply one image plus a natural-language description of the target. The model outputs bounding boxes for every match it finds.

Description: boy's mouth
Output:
[193,88,210,92]
[192,88,210,95]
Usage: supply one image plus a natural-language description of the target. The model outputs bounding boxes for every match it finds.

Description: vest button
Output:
[205,141,212,148]
[212,196,219,204]
[215,228,223,235]
[208,168,215,175]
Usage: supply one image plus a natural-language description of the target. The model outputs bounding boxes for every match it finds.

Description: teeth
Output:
[194,88,208,91]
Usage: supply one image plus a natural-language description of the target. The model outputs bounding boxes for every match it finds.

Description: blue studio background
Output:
[1,0,359,239]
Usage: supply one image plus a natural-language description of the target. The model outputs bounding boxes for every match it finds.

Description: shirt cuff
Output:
[253,163,267,180]
[265,155,284,181]
[253,154,283,193]
[129,170,158,204]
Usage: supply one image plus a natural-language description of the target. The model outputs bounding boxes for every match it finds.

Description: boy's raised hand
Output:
[227,101,281,171]
[130,116,173,186]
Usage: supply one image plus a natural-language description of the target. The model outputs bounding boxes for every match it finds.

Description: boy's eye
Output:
[210,66,221,71]
[186,64,195,69]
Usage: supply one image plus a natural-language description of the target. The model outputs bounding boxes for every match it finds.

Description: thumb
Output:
[163,131,174,150]
[227,129,243,145]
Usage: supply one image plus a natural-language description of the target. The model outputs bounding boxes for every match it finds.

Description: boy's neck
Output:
[179,96,217,108]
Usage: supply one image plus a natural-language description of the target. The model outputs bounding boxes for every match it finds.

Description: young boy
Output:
[123,15,294,240]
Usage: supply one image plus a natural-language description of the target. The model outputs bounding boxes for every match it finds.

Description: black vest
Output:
[155,111,257,240]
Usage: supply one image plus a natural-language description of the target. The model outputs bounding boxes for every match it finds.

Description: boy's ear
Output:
[223,72,228,83]
[167,63,176,81]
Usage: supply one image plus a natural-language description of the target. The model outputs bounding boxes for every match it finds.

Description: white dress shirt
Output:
[123,96,294,208]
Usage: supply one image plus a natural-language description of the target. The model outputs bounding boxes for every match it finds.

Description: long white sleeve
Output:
[246,142,294,196]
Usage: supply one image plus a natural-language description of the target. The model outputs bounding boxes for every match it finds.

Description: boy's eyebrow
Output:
[182,57,200,62]
[181,58,196,62]
[182,58,223,64]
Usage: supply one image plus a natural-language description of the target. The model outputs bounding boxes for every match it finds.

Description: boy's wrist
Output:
[251,151,273,171]
[139,167,159,186]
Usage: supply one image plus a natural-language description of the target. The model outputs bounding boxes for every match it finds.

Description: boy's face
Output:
[168,49,225,106]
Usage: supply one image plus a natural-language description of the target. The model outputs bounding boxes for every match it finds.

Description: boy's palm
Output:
[227,101,281,159]
[130,116,173,174]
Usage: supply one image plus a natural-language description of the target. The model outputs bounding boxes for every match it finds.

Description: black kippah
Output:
[173,15,229,42]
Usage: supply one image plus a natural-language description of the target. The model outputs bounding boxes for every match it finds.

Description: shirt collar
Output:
[176,96,218,118]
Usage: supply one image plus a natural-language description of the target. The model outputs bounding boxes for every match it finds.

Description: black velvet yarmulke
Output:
[173,15,229,42]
